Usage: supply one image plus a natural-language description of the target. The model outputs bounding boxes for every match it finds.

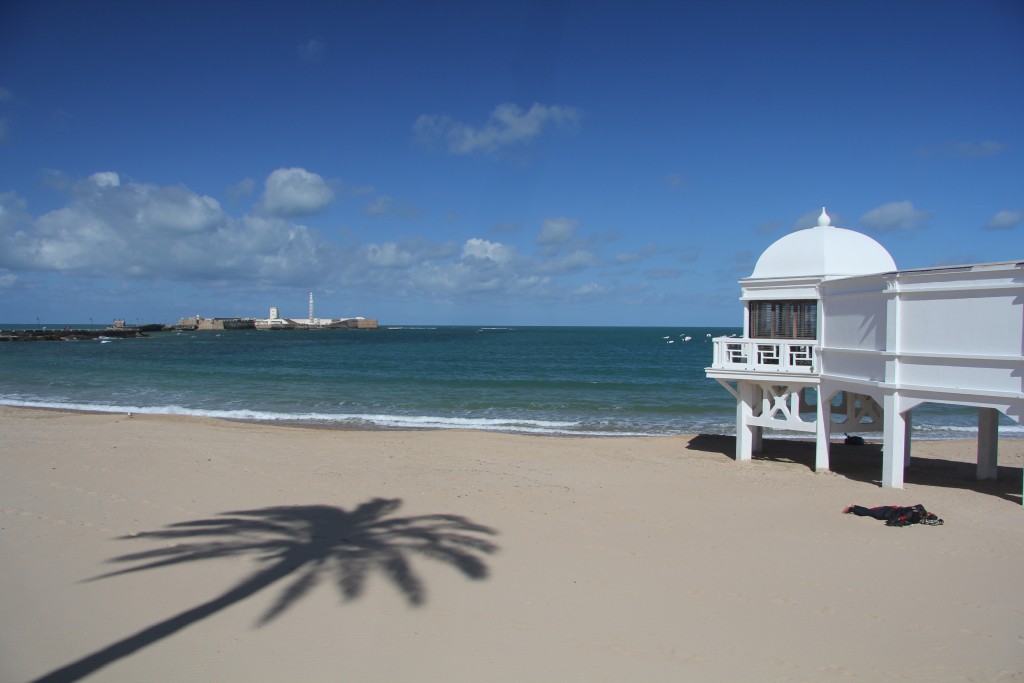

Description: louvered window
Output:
[749,300,817,339]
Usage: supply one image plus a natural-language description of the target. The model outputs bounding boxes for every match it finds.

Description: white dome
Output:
[750,209,896,279]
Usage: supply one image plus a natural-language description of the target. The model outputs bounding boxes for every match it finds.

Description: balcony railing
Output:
[711,337,818,374]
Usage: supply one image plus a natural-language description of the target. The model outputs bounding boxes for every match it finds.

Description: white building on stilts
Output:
[706,208,1023,499]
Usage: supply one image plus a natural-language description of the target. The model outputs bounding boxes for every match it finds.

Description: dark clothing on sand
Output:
[848,504,942,527]
[849,505,919,523]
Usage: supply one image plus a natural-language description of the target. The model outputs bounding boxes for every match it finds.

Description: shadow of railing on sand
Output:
[686,434,1021,504]
[32,498,499,683]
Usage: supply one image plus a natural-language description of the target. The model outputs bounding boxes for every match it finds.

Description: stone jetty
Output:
[0,328,149,342]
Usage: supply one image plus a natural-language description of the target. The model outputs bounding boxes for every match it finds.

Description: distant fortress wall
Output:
[179,296,378,330]
[177,316,256,331]
[253,317,378,330]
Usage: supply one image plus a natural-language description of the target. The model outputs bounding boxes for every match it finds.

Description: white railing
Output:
[711,337,818,373]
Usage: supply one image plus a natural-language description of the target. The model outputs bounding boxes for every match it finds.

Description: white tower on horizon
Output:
[309,291,314,323]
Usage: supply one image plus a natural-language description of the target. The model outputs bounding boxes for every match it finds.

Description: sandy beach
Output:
[2,405,1022,682]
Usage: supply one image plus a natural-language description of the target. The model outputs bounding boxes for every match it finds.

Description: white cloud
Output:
[982,209,1021,231]
[27,209,122,270]
[535,249,599,275]
[615,244,659,264]
[0,172,333,286]
[362,194,422,219]
[360,240,459,273]
[488,222,521,236]
[349,235,553,302]
[462,238,514,264]
[0,169,668,315]
[39,169,72,192]
[366,242,417,268]
[89,171,120,188]
[538,217,578,247]
[615,252,640,264]
[261,167,334,217]
[230,215,331,284]
[227,178,256,203]
[574,283,609,296]
[422,262,546,296]
[0,191,28,227]
[139,187,224,233]
[415,102,581,155]
[64,176,225,235]
[364,195,394,216]
[859,201,930,233]
[795,209,822,229]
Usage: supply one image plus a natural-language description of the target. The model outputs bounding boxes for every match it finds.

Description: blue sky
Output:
[1,0,1021,326]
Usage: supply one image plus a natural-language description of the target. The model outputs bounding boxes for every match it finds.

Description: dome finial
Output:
[818,207,831,227]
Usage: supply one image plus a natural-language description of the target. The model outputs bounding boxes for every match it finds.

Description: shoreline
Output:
[2,402,1017,441]
[2,405,1022,682]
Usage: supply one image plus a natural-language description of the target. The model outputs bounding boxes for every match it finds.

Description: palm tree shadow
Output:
[33,498,498,683]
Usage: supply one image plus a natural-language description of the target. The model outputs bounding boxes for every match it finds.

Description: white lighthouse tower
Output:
[706,208,1024,498]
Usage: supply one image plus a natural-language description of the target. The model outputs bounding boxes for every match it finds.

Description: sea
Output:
[0,325,1019,439]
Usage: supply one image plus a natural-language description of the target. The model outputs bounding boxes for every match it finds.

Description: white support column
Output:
[815,388,831,472]
[751,385,763,453]
[881,279,904,489]
[903,408,913,467]
[882,393,906,489]
[735,381,755,462]
[977,407,999,480]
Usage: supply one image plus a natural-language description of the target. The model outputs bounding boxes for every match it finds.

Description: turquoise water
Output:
[0,326,1018,438]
